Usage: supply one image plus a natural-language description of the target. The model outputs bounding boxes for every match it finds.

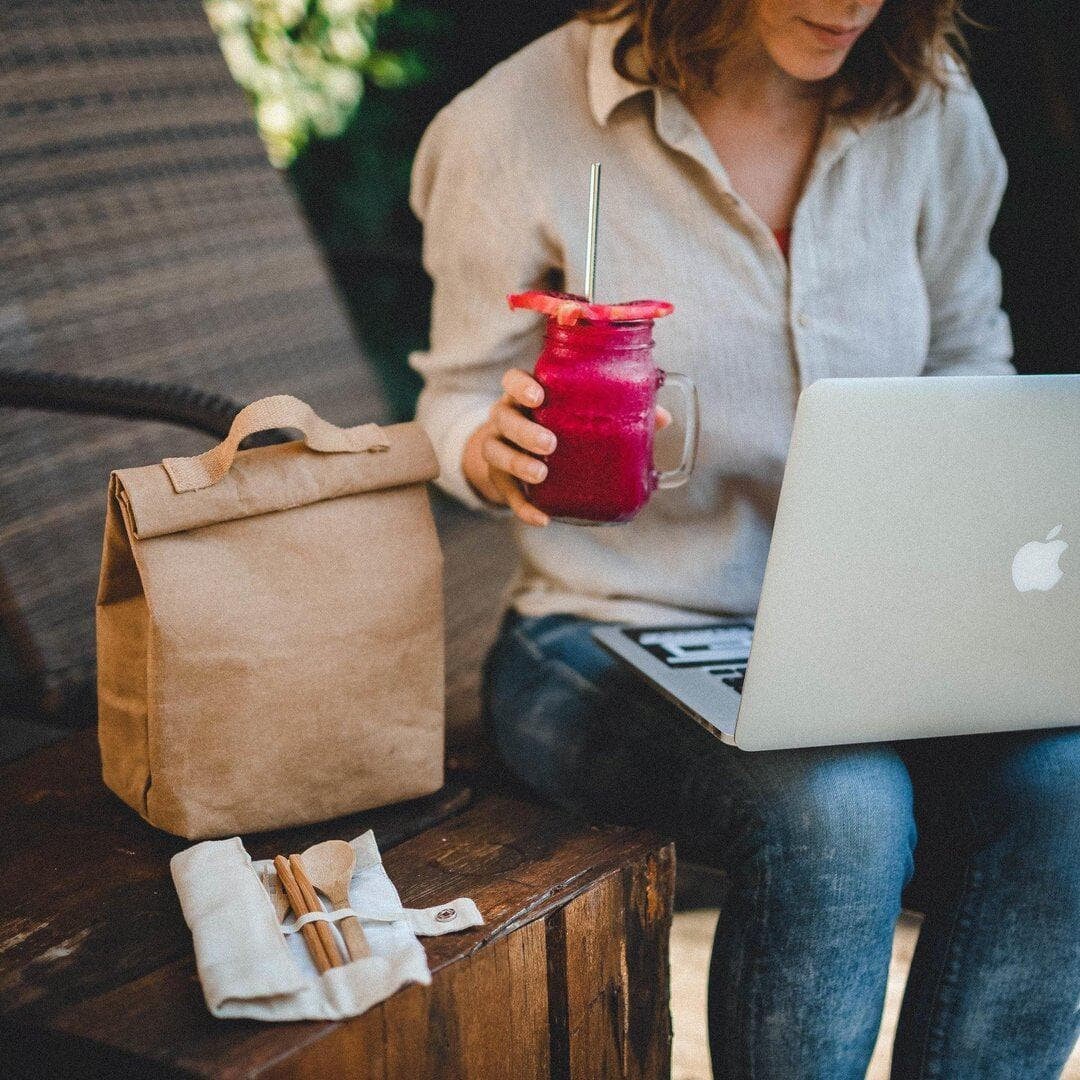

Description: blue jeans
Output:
[482,612,1080,1080]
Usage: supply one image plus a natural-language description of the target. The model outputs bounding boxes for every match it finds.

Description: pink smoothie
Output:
[524,319,663,523]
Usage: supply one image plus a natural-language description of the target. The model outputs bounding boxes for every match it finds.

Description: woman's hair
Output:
[581,1,969,118]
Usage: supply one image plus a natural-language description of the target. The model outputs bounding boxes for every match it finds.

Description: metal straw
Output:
[585,161,601,303]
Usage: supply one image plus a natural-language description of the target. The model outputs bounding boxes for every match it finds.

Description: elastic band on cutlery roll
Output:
[282,908,361,934]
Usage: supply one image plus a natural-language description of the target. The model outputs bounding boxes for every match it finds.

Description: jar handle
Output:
[655,372,699,490]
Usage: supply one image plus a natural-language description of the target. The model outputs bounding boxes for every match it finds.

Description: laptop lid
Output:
[735,374,1080,751]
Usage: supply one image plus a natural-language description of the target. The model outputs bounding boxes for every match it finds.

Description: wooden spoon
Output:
[300,840,371,961]
[261,861,343,971]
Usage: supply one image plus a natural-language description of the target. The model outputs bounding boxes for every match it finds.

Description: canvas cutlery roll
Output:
[170,830,484,1021]
[96,394,444,839]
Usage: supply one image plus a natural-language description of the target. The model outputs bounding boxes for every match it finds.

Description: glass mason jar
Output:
[524,318,698,524]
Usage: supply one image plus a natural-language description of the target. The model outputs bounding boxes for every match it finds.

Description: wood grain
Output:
[0,732,674,1078]
[0,729,470,1021]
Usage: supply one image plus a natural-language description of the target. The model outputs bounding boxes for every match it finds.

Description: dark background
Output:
[290,1,1080,419]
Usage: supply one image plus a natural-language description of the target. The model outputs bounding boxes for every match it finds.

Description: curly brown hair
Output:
[581,1,970,118]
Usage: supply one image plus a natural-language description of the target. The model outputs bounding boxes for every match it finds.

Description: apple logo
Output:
[1012,525,1068,593]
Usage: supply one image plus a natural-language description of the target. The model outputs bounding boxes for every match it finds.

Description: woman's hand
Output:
[462,368,672,527]
[463,369,554,526]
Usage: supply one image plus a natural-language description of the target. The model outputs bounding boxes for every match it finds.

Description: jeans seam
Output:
[910,863,983,1080]
[709,805,776,1080]
[744,844,774,1080]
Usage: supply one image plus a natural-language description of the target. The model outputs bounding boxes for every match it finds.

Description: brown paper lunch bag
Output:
[96,394,444,839]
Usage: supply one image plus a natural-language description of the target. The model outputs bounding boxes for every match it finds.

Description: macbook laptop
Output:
[593,375,1080,750]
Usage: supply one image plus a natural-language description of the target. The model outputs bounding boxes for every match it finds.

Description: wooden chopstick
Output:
[273,855,334,974]
[290,854,345,970]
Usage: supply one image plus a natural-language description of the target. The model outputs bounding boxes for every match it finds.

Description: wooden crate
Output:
[0,732,674,1078]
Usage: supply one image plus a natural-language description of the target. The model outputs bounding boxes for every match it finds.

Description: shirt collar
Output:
[587,18,868,145]
[586,18,650,126]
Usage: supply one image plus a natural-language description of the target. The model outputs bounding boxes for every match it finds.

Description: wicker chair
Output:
[0,0,515,755]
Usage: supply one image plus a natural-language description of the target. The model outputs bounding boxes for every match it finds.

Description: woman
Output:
[409,2,1080,1076]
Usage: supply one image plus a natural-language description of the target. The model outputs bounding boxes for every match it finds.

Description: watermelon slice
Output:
[507,290,674,326]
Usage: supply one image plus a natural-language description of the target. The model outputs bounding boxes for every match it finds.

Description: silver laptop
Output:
[593,375,1080,750]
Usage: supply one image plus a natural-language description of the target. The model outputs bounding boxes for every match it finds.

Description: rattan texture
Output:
[0,0,388,715]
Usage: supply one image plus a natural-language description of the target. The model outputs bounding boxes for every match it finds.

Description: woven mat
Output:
[0,0,387,715]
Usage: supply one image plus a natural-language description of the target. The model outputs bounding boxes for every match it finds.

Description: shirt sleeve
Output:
[918,77,1015,377]
[408,91,557,510]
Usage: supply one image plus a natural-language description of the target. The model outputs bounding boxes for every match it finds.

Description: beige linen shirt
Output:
[408,17,1014,625]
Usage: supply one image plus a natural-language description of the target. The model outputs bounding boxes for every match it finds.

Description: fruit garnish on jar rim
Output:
[508,290,674,327]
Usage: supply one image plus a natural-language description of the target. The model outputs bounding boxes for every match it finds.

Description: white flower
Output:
[322,65,363,107]
[218,31,262,85]
[207,0,400,167]
[327,25,371,64]
[320,0,366,19]
[291,43,325,78]
[247,63,286,96]
[274,0,307,28]
[264,134,297,168]
[311,98,354,138]
[257,97,302,139]
[204,0,249,33]
[260,32,291,66]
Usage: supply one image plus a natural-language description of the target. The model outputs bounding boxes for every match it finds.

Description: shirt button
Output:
[796,312,810,328]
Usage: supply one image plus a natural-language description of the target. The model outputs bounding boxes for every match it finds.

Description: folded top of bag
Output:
[114,421,437,540]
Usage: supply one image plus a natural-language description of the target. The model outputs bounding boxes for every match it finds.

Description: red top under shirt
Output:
[773,227,792,261]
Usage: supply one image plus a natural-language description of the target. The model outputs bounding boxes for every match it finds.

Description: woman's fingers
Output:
[501,368,544,408]
[656,405,673,430]
[482,435,548,485]
[461,416,548,526]
[481,397,551,525]
[492,400,556,455]
[492,469,549,527]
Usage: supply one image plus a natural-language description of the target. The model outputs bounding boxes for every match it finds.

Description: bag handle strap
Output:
[162,394,389,493]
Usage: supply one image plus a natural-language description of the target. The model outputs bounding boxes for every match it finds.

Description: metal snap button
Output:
[435,907,456,922]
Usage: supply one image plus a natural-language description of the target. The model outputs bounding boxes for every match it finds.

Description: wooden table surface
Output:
[0,731,674,1078]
